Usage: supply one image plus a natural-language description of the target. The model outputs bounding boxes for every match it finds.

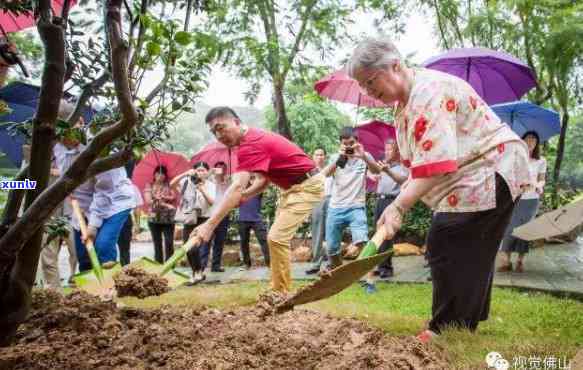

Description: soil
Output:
[0,290,450,370]
[113,266,170,299]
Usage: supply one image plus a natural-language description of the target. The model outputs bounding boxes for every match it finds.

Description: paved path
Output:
[57,238,583,297]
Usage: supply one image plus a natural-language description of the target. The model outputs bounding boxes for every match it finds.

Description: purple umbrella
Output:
[423,48,537,105]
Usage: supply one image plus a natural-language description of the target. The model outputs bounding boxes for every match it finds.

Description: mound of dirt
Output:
[0,290,449,369]
[113,266,170,299]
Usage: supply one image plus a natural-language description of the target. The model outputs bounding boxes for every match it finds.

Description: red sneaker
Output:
[416,329,438,344]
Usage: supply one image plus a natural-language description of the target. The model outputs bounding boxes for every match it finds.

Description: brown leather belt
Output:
[290,168,319,185]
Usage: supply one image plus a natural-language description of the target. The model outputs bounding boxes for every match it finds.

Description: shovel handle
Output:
[71,199,104,282]
[358,227,389,260]
[71,199,90,242]
[159,234,203,276]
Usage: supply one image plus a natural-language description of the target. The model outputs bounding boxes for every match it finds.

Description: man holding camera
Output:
[323,127,382,272]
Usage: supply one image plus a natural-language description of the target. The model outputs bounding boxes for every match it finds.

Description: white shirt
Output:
[329,152,374,209]
[179,177,217,218]
[72,166,138,230]
[376,163,409,196]
[521,158,547,200]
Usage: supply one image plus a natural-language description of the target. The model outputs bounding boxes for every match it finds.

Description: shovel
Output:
[276,228,393,312]
[71,201,189,294]
[70,199,119,296]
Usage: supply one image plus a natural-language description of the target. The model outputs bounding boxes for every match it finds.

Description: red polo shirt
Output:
[235,128,315,190]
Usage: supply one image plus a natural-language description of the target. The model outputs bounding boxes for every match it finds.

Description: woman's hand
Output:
[377,203,404,240]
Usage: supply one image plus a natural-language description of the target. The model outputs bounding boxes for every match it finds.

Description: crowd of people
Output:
[9,35,547,344]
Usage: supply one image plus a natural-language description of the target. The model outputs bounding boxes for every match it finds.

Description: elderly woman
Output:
[348,37,532,342]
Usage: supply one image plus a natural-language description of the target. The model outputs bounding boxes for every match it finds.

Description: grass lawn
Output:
[120,281,583,369]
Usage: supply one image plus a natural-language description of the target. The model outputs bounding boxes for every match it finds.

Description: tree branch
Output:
[256,0,277,75]
[0,2,66,283]
[128,0,149,79]
[184,0,194,31]
[68,71,110,125]
[86,149,132,178]
[0,166,29,235]
[145,73,169,104]
[283,0,318,78]
[107,0,140,128]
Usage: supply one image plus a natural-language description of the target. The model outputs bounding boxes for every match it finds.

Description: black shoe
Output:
[211,267,225,273]
[305,266,320,275]
[379,270,394,279]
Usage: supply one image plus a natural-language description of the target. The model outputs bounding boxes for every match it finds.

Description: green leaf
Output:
[146,41,162,56]
[174,31,193,46]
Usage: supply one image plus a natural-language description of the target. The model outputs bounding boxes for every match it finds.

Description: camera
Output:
[345,147,354,155]
[190,173,202,185]
[336,154,348,168]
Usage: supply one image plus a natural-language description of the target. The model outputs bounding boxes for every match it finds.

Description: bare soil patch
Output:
[0,290,449,369]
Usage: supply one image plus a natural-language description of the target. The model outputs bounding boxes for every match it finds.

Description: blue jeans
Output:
[74,209,131,272]
[326,206,368,257]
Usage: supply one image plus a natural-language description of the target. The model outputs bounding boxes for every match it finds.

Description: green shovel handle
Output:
[86,241,104,283]
[358,228,389,259]
[160,235,202,276]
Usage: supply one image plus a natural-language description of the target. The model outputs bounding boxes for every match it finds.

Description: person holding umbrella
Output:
[144,165,177,263]
[347,36,532,341]
[498,132,546,273]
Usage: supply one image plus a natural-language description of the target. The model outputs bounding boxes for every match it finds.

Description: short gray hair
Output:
[347,36,402,78]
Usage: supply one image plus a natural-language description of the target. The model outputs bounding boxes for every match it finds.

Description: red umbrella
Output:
[314,69,390,108]
[0,1,77,33]
[132,150,191,207]
[190,141,238,175]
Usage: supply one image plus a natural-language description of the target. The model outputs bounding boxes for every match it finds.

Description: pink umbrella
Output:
[0,1,77,33]
[132,150,191,208]
[354,120,396,192]
[314,69,389,108]
[191,141,238,175]
[354,120,396,160]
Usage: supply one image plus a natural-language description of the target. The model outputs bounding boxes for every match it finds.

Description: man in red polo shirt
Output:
[192,106,324,293]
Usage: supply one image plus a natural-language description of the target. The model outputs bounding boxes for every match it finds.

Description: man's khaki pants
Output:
[41,225,77,291]
[268,174,325,293]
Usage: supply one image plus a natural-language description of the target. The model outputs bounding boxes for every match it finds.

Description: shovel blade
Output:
[278,251,393,311]
[72,263,121,296]
[127,257,190,288]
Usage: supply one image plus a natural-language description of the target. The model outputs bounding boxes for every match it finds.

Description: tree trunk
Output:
[552,108,569,209]
[273,81,293,140]
[0,0,138,345]
[0,15,66,345]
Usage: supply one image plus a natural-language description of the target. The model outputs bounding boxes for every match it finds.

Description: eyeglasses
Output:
[360,70,383,95]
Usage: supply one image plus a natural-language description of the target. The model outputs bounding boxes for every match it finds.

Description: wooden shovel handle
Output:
[370,226,388,248]
[71,199,92,246]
